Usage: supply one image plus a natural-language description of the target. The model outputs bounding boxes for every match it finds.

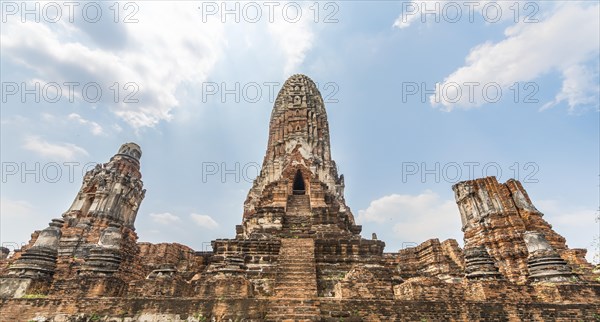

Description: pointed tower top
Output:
[277,74,321,99]
[116,142,142,162]
[63,143,146,228]
[264,74,331,165]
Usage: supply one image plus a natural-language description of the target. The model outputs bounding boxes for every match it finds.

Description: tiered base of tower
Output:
[2,221,599,321]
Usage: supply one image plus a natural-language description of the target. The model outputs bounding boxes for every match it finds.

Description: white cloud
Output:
[392,1,419,29]
[0,115,28,126]
[1,2,318,130]
[23,136,89,160]
[0,198,34,219]
[1,2,226,129]
[429,3,599,111]
[540,64,599,113]
[190,213,219,230]
[68,113,104,136]
[357,190,461,246]
[267,2,315,76]
[149,212,181,225]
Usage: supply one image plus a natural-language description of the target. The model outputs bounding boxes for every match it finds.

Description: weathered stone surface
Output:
[0,247,9,260]
[452,176,597,284]
[78,223,124,276]
[0,278,32,298]
[6,219,64,279]
[524,231,578,283]
[464,245,503,280]
[393,238,464,282]
[63,142,144,229]
[1,75,599,320]
[394,276,464,301]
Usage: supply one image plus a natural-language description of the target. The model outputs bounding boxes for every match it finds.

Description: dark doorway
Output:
[293,170,305,195]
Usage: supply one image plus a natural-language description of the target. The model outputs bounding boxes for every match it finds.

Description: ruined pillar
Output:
[79,223,123,276]
[7,219,64,278]
[0,219,63,298]
[464,245,503,280]
[453,177,529,283]
[523,231,577,283]
[453,177,591,284]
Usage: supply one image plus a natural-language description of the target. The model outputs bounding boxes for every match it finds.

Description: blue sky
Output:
[1,1,599,261]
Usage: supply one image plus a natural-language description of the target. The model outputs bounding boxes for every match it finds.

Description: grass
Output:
[193,312,207,322]
[21,293,46,299]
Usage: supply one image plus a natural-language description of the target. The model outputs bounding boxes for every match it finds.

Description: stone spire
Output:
[244,74,347,216]
[0,144,145,298]
[240,75,358,239]
[63,142,145,229]
[263,74,332,165]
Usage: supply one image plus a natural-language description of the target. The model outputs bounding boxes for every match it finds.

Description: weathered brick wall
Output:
[2,296,599,322]
[319,300,600,322]
[0,298,269,322]
[393,238,464,281]
[315,238,389,297]
[134,242,204,279]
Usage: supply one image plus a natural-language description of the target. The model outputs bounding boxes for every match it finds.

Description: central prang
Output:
[239,74,360,240]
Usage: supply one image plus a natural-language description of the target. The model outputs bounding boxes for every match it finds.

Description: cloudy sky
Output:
[1,1,598,262]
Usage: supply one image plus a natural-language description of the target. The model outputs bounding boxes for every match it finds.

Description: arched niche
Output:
[292,170,306,195]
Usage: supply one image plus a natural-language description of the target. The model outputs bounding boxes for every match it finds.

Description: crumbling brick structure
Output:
[1,75,599,321]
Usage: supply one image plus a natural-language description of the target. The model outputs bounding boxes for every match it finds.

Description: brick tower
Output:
[240,74,360,239]
[0,143,146,297]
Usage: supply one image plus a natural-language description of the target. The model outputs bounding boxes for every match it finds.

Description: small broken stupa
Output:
[1,75,599,321]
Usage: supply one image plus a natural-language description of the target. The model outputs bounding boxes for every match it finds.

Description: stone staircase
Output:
[266,238,320,321]
[283,195,313,238]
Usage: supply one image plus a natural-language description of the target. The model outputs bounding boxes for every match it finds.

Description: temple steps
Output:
[284,195,313,237]
[286,195,311,213]
[266,238,320,321]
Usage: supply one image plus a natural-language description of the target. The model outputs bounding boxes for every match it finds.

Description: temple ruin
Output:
[1,74,599,321]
